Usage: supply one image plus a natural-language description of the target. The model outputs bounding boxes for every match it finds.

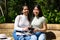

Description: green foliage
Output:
[36,0,60,24]
[7,0,17,22]
[7,0,35,23]
[0,16,5,23]
[1,0,60,23]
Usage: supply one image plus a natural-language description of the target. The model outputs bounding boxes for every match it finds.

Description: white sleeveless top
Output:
[31,16,46,29]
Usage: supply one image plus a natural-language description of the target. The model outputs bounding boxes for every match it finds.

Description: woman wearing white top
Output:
[31,4,47,40]
[13,4,37,40]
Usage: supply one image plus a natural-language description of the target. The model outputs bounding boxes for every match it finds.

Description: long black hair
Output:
[32,4,43,17]
[20,4,31,22]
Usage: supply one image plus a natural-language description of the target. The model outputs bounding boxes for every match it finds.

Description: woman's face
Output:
[33,7,39,16]
[22,6,29,16]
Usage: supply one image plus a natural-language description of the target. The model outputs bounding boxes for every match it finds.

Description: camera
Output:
[28,27,34,33]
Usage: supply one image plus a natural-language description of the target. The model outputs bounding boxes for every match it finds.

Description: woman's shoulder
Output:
[16,15,22,17]
[41,16,46,19]
[41,16,46,22]
[39,16,46,21]
[15,15,23,19]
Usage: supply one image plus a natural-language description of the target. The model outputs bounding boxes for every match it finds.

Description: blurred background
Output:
[0,0,60,24]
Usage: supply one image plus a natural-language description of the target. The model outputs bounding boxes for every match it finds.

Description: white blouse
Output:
[14,14,30,35]
[14,14,30,31]
[31,16,46,29]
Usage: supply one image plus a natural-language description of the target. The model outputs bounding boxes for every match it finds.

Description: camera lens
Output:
[28,28,31,30]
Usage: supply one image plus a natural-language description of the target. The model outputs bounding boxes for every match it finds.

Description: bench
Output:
[0,23,60,40]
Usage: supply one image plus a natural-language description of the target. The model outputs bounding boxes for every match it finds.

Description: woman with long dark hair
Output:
[13,4,37,40]
[31,4,47,40]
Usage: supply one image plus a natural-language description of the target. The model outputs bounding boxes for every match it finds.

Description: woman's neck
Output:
[23,14,28,16]
[35,15,38,17]
[35,16,39,19]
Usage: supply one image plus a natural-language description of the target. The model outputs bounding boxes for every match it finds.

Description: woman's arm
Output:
[38,22,47,32]
[14,15,23,31]
[14,15,29,31]
[33,22,47,32]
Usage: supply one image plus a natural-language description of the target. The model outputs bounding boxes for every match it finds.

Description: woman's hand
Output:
[33,29,38,32]
[23,27,29,31]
